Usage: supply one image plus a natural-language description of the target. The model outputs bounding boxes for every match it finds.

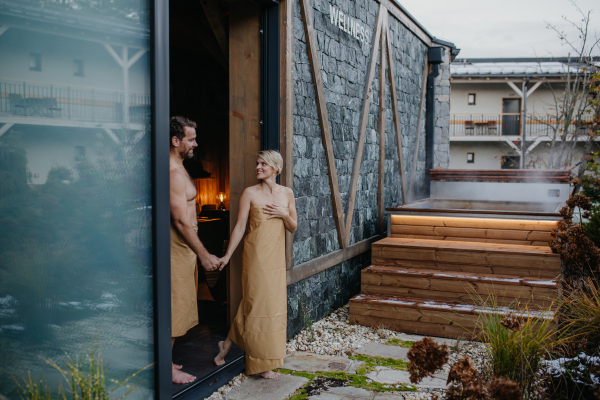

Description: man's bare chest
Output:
[184,176,197,202]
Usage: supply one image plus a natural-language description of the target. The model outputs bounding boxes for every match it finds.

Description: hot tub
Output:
[387,198,563,221]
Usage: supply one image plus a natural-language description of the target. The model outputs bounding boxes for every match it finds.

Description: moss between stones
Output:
[280,353,417,399]
[385,338,414,348]
[348,354,409,375]
[348,375,417,392]
[280,369,317,380]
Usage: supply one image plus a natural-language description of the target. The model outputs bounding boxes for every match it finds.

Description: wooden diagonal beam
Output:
[377,24,386,234]
[199,0,228,57]
[300,0,346,248]
[344,5,385,247]
[384,12,407,204]
[408,52,429,203]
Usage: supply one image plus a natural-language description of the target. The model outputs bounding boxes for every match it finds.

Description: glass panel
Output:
[0,1,154,398]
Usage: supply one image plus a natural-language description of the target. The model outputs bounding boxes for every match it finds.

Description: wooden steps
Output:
[350,215,560,339]
[361,266,557,308]
[350,293,556,339]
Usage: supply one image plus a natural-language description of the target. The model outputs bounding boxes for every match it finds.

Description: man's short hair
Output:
[170,116,197,146]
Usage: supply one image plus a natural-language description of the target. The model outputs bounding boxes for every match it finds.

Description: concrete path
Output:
[224,374,308,400]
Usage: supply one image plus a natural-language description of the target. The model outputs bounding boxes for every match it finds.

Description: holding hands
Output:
[200,253,228,272]
[200,253,221,271]
[217,255,230,271]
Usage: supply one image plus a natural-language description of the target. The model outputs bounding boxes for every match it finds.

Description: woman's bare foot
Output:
[214,339,232,366]
[173,363,182,370]
[259,370,280,379]
[172,365,196,384]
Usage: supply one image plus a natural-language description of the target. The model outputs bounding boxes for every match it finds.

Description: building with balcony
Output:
[448,57,597,170]
[0,1,150,184]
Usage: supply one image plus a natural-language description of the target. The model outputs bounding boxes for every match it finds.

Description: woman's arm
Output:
[219,188,252,269]
[284,189,298,233]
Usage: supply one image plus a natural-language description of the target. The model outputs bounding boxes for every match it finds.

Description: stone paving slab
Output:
[366,369,448,389]
[354,343,410,360]
[224,374,308,400]
[283,352,354,373]
[307,386,405,399]
[395,333,461,348]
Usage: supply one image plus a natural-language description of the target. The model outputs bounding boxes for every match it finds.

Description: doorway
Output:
[502,98,521,136]
[169,0,242,397]
[167,0,279,398]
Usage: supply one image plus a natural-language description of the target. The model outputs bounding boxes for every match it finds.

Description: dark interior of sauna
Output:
[169,0,241,394]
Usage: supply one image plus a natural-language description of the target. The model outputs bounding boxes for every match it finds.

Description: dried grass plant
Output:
[475,294,559,399]
[559,277,600,354]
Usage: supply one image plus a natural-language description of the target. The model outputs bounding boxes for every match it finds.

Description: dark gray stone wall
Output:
[287,252,370,338]
[287,0,450,338]
[434,51,451,168]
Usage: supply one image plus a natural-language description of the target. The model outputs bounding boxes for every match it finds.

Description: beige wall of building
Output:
[451,82,561,115]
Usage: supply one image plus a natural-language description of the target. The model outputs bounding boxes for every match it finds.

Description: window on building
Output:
[29,53,42,71]
[468,93,476,105]
[467,152,475,163]
[74,59,85,77]
[74,146,86,161]
[501,156,520,169]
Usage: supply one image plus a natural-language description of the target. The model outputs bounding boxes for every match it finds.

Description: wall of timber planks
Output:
[229,0,262,324]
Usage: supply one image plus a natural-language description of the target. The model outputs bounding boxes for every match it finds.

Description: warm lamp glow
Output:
[217,192,226,210]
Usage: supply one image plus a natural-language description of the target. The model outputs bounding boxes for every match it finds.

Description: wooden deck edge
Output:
[350,293,556,320]
[372,238,559,257]
[362,265,558,288]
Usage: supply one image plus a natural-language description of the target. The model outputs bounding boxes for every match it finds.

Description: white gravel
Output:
[206,304,489,400]
[205,373,248,400]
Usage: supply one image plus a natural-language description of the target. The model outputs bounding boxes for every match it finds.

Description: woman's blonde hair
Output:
[257,150,283,176]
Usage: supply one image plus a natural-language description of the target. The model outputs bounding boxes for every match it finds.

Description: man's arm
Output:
[170,171,220,271]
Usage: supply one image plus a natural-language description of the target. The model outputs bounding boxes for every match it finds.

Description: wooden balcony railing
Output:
[450,113,595,137]
[0,80,151,125]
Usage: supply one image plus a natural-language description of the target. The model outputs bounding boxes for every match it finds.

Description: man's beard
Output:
[179,149,194,160]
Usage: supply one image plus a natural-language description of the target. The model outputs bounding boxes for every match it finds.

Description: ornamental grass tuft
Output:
[475,294,558,399]
[15,341,151,400]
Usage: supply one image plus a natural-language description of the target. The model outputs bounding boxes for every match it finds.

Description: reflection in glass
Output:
[0,0,154,397]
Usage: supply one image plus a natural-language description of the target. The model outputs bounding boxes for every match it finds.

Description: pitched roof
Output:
[450,57,598,78]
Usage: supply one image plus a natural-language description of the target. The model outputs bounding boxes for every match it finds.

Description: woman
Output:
[214,150,297,379]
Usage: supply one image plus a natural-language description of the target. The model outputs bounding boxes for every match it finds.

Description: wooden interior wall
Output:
[170,0,230,209]
[229,0,262,324]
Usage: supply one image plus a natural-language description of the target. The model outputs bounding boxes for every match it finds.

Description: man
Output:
[169,116,220,384]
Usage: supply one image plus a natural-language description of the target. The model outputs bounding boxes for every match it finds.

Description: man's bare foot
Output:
[172,366,196,384]
[259,370,280,379]
[173,363,182,370]
[214,340,230,366]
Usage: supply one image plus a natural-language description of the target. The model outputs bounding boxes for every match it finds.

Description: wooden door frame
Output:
[228,0,280,326]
